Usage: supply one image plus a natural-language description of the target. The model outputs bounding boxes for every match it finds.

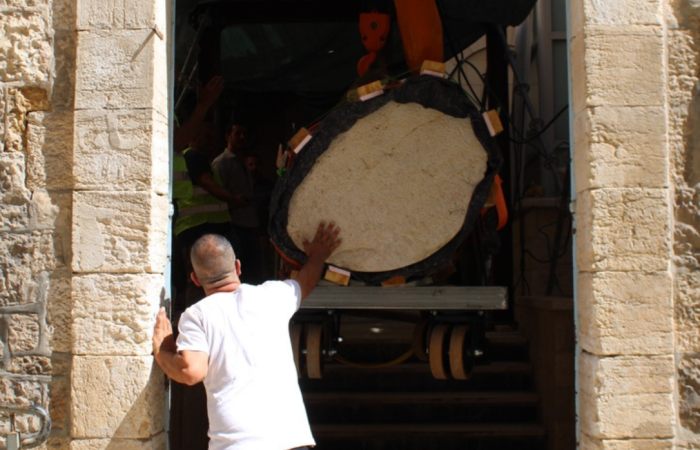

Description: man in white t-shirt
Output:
[153,222,341,450]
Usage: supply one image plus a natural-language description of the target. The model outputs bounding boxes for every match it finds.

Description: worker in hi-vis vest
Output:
[172,76,248,307]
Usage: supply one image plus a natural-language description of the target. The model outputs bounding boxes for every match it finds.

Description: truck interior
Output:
[171,1,574,449]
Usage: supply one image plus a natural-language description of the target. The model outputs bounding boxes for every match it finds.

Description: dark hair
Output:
[226,117,248,135]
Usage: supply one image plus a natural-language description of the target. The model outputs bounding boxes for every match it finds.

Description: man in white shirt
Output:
[153,222,341,450]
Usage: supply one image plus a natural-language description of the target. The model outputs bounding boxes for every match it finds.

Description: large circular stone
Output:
[286,100,488,272]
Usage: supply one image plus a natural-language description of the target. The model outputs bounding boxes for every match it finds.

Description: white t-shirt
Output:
[176,280,315,450]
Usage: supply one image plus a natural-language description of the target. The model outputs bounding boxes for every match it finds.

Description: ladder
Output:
[0,405,50,450]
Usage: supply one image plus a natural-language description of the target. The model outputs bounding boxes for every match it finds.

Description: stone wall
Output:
[0,0,73,446]
[667,0,700,447]
[0,0,169,448]
[572,0,700,448]
[570,0,678,447]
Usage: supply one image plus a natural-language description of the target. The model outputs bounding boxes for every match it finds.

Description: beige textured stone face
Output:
[71,356,164,439]
[287,101,488,272]
[71,274,161,355]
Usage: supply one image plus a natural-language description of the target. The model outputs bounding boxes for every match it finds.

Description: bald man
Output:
[153,222,341,450]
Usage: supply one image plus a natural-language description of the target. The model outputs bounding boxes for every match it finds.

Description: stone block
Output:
[573,106,668,192]
[576,188,671,272]
[76,0,126,29]
[8,313,40,353]
[74,109,168,194]
[49,375,70,434]
[70,433,166,450]
[579,390,674,439]
[26,112,75,191]
[125,0,167,31]
[5,87,50,153]
[579,27,664,109]
[0,152,31,231]
[0,233,65,306]
[578,271,673,355]
[7,356,51,375]
[72,191,168,273]
[582,0,662,26]
[52,29,77,109]
[0,376,45,407]
[678,355,700,434]
[580,433,673,449]
[46,273,72,353]
[579,353,673,397]
[71,356,164,438]
[676,269,700,353]
[0,10,52,86]
[75,30,167,115]
[71,274,162,356]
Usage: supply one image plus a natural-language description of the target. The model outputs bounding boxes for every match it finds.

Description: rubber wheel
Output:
[449,325,471,380]
[428,323,450,380]
[289,323,304,378]
[305,323,324,379]
[412,319,431,362]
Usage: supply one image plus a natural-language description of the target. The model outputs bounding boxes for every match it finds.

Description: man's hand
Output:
[303,221,341,261]
[198,75,225,110]
[153,308,175,356]
[297,222,342,299]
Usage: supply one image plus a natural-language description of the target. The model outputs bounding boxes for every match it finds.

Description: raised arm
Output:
[152,308,208,386]
[295,222,342,300]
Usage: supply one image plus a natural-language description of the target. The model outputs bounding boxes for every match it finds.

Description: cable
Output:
[508,104,569,145]
[333,348,415,369]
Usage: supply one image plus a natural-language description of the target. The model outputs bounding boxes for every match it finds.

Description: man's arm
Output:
[152,308,209,386]
[295,222,341,300]
[173,76,224,152]
[193,172,249,207]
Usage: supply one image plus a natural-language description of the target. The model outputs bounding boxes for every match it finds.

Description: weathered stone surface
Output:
[0,233,65,306]
[46,273,72,353]
[49,375,70,434]
[579,353,673,396]
[76,0,165,31]
[576,188,671,272]
[0,10,52,86]
[574,27,664,110]
[678,355,700,434]
[72,191,168,273]
[582,0,662,26]
[676,270,700,352]
[76,0,126,29]
[0,376,45,407]
[70,433,166,450]
[71,274,162,355]
[75,30,166,114]
[579,390,674,439]
[580,433,673,449]
[71,356,164,438]
[26,112,75,191]
[74,109,168,194]
[8,313,40,353]
[0,152,32,230]
[5,86,51,153]
[8,356,51,375]
[578,271,673,355]
[52,29,77,109]
[0,87,5,153]
[573,106,668,192]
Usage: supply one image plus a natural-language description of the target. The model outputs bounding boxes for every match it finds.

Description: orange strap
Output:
[394,0,443,74]
[481,174,508,230]
[358,11,391,76]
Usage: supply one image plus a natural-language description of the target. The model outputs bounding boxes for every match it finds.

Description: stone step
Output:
[311,422,547,439]
[304,390,539,406]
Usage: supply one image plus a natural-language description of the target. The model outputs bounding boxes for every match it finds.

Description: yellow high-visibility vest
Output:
[174,148,231,236]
